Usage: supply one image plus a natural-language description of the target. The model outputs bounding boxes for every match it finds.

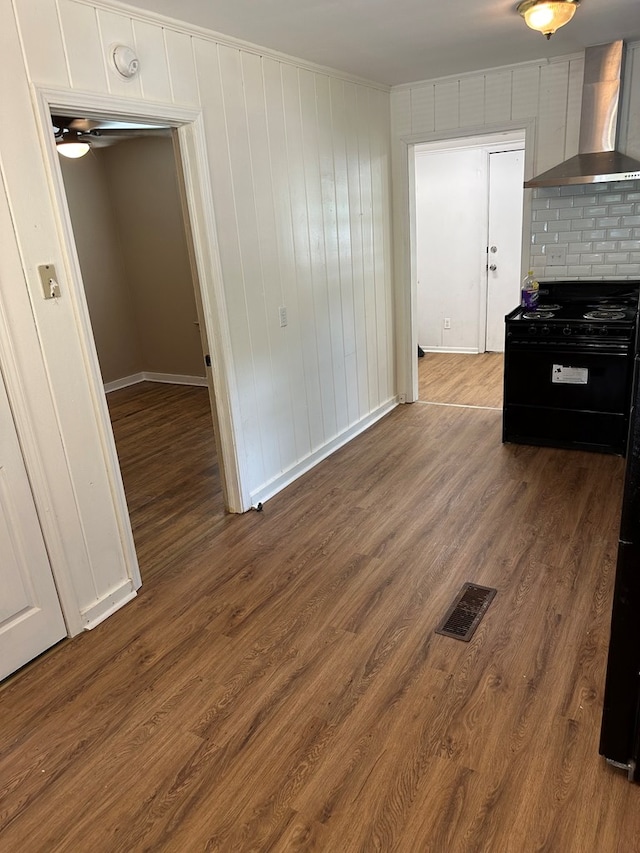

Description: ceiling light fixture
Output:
[56,129,90,159]
[517,0,579,39]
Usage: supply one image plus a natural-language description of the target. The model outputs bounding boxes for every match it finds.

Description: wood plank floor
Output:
[419,351,503,408]
[104,381,226,583]
[2,380,640,851]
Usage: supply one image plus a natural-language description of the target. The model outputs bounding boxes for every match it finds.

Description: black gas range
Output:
[503,280,640,455]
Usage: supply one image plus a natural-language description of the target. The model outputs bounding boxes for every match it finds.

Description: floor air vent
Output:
[435,583,497,642]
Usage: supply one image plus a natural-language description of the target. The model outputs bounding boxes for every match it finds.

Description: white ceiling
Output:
[124,0,640,86]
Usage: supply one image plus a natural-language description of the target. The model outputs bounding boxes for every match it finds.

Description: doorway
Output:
[56,119,225,578]
[48,103,238,580]
[57,127,206,391]
[413,130,524,407]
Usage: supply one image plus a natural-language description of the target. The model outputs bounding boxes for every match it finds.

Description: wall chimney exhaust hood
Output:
[525,41,640,188]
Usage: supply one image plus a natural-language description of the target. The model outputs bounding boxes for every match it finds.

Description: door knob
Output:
[489,264,497,271]
[490,246,497,253]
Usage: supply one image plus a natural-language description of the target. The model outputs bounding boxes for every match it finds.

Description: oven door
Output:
[503,339,633,454]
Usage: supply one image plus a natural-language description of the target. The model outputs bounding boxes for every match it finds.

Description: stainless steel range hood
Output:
[525,41,640,188]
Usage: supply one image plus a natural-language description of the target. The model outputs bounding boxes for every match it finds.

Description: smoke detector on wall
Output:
[112,45,140,79]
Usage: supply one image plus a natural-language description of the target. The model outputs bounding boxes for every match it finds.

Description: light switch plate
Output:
[38,264,61,299]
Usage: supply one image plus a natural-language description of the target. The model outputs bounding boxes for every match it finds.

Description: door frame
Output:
[30,87,249,591]
[414,136,525,355]
[394,119,535,402]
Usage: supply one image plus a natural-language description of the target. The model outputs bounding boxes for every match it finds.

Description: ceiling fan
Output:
[51,115,171,158]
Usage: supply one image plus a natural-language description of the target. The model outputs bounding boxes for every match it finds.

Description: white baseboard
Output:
[104,372,208,393]
[104,372,145,393]
[81,579,137,631]
[249,398,399,508]
[421,347,479,354]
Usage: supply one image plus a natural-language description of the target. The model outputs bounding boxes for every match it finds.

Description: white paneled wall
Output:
[19,0,201,103]
[392,56,585,172]
[0,0,394,628]
[16,0,394,498]
[190,39,393,498]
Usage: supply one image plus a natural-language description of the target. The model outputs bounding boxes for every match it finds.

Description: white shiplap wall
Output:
[1,0,394,630]
[391,56,584,173]
[391,45,640,396]
[192,41,394,498]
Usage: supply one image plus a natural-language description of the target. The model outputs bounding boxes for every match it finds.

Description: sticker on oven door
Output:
[552,364,588,385]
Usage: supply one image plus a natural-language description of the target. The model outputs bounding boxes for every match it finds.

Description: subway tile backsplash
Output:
[530,180,640,280]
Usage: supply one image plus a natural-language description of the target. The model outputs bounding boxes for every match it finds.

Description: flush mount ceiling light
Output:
[55,128,90,159]
[517,0,579,39]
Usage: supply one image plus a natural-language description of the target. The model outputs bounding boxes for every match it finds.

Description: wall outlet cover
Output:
[548,247,567,266]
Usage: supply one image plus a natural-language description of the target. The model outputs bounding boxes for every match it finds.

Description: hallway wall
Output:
[61,135,204,385]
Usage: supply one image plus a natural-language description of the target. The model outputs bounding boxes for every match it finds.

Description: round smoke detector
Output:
[112,45,140,79]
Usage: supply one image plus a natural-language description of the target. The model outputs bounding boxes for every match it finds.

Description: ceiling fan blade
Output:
[82,128,172,148]
[51,115,97,133]
[67,118,101,132]
[52,114,171,150]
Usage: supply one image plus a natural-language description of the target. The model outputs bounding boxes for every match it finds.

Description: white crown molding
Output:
[71,0,391,92]
[392,51,585,92]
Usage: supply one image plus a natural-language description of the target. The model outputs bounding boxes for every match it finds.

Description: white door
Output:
[485,149,524,352]
[0,368,66,681]
[416,147,487,352]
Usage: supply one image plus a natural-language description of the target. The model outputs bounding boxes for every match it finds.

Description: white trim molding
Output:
[31,86,249,515]
[104,373,208,393]
[79,0,390,93]
[393,119,536,404]
[81,580,137,630]
[249,400,398,508]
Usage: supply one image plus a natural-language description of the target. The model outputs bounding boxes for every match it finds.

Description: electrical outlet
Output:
[548,247,567,266]
[279,306,287,327]
[444,318,451,330]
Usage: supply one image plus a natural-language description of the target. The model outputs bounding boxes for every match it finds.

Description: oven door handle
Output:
[507,339,631,354]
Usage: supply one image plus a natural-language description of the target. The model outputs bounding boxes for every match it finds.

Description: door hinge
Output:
[205,354,211,367]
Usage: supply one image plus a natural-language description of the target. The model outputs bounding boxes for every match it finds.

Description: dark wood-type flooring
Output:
[2,376,640,851]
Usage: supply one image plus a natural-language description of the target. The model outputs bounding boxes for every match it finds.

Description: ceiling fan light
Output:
[57,141,91,159]
[517,0,579,39]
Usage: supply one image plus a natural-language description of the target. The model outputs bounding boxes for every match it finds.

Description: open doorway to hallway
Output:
[56,114,226,581]
[414,132,524,357]
[413,129,525,411]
